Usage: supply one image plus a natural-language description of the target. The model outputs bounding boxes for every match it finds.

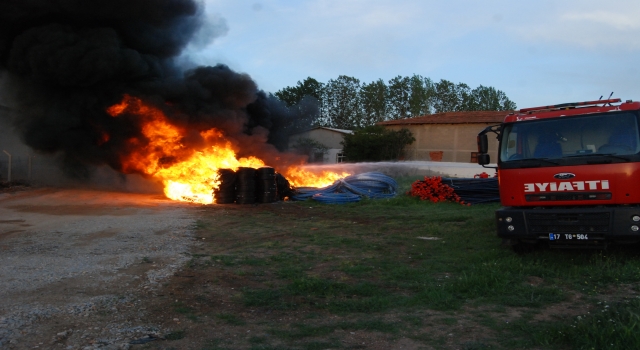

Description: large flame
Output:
[284,168,351,188]
[107,95,348,204]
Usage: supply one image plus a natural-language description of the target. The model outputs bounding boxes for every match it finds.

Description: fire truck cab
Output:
[476,98,640,249]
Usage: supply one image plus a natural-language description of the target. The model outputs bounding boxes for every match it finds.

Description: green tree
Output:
[274,77,324,107]
[323,75,361,129]
[274,77,325,128]
[359,79,389,126]
[341,125,415,162]
[387,75,435,119]
[387,75,411,119]
[432,80,517,112]
[408,75,434,117]
[276,75,517,128]
[433,79,472,113]
[432,79,455,113]
[469,85,517,111]
[456,83,474,111]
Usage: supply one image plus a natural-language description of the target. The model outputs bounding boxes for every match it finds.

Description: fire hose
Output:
[292,172,398,203]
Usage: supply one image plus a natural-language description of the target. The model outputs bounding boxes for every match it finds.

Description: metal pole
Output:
[28,154,33,181]
[2,150,11,182]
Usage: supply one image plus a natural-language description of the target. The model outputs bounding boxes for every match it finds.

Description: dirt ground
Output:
[0,187,197,349]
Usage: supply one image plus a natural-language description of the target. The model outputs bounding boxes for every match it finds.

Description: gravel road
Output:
[0,188,196,349]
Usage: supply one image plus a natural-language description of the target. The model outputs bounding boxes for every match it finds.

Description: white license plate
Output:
[549,233,589,241]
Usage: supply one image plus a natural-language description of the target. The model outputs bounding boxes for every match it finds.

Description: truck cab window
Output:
[533,132,563,158]
[500,112,640,163]
[599,119,639,154]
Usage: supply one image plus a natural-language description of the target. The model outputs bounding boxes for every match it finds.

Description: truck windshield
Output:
[500,112,640,162]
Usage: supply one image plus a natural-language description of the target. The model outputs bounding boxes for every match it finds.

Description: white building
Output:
[287,127,353,164]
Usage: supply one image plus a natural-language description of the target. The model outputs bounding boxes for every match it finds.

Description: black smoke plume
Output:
[0,0,313,179]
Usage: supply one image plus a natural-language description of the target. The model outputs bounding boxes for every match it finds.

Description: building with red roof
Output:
[378,110,509,162]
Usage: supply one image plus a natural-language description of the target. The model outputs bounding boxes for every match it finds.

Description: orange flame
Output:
[284,168,351,188]
[107,95,348,204]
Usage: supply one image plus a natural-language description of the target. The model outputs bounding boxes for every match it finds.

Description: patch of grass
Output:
[428,214,473,223]
[245,277,395,313]
[407,287,463,311]
[304,312,321,319]
[249,345,293,350]
[211,254,239,266]
[165,330,185,340]
[510,298,640,349]
[301,340,342,350]
[347,318,400,334]
[276,265,306,279]
[172,302,193,314]
[194,219,209,229]
[438,317,457,325]
[215,312,246,326]
[191,181,640,349]
[328,295,393,313]
[340,262,374,277]
[240,255,269,266]
[270,324,335,340]
[461,341,492,350]
[243,288,294,310]
[287,277,349,297]
[201,338,233,350]
[249,336,268,344]
[270,252,305,264]
[173,302,198,321]
[401,314,424,327]
[270,318,399,341]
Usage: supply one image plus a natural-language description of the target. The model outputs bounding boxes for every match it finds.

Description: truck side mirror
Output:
[477,153,490,165]
[477,134,488,153]
[476,124,499,168]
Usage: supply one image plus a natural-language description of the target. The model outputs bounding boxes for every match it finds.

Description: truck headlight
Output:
[632,225,639,232]
[632,215,640,222]
[505,217,513,223]
[507,225,515,232]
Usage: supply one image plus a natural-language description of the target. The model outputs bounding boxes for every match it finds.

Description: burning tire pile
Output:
[291,172,398,204]
[255,167,278,203]
[214,167,293,204]
[213,169,237,204]
[213,169,398,205]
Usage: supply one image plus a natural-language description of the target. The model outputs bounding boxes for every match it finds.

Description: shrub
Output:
[341,125,414,162]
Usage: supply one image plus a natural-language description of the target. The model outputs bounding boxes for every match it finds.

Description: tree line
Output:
[274,75,517,130]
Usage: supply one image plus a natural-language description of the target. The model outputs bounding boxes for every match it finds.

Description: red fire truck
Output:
[476,98,640,249]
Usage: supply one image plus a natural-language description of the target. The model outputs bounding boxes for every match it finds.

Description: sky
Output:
[182,0,640,110]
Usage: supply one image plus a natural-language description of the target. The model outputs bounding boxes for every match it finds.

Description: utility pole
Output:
[2,150,11,182]
[28,154,35,181]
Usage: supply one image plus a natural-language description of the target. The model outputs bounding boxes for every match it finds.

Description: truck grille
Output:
[526,212,611,233]
[525,192,611,202]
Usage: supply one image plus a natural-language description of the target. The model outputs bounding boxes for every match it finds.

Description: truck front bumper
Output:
[496,206,640,246]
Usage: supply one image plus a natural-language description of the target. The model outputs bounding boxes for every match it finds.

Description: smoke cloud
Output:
[0,0,312,180]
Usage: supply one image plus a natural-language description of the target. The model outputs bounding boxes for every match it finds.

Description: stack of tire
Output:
[256,167,278,203]
[235,167,257,204]
[276,173,293,200]
[214,169,237,204]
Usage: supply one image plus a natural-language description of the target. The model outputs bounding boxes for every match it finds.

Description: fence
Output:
[0,151,59,184]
